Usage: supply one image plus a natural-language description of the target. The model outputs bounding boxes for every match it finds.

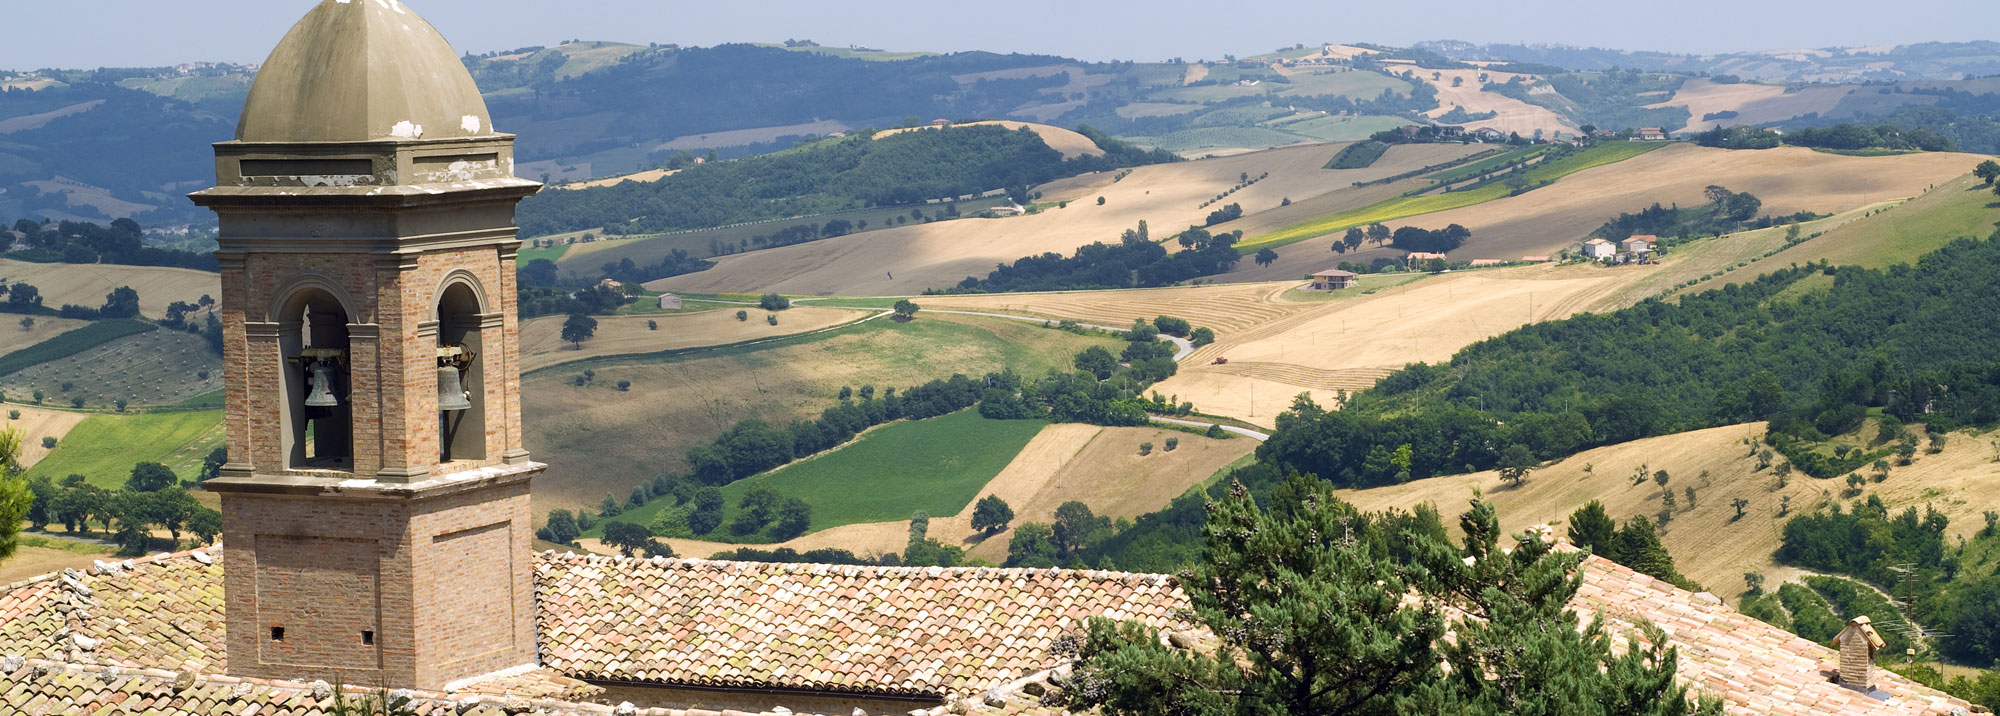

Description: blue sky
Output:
[5,0,1996,70]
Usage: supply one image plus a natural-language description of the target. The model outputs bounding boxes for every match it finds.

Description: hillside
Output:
[1225,144,1985,283]
[516,121,1175,239]
[871,121,1105,159]
[650,141,1485,295]
[522,312,1124,509]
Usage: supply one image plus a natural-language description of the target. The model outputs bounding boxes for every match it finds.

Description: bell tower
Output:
[191,0,543,690]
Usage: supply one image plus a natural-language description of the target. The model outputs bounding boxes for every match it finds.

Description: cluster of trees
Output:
[1005,501,1113,568]
[516,124,1177,237]
[1590,185,1787,242]
[517,278,635,319]
[23,465,221,554]
[1063,477,1721,715]
[598,251,714,286]
[1776,497,2000,667]
[1565,501,1694,589]
[1203,203,1242,226]
[1780,123,1955,152]
[943,222,1242,293]
[5,218,218,271]
[1697,122,1955,153]
[1389,223,1472,253]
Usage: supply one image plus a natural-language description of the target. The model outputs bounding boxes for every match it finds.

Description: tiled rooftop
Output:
[534,553,1185,698]
[0,545,1980,715]
[1572,553,1973,716]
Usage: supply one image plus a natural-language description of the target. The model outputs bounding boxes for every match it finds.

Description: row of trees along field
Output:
[938,222,1243,293]
[7,444,230,560]
[5,218,218,271]
[512,124,1177,237]
[1692,123,1955,152]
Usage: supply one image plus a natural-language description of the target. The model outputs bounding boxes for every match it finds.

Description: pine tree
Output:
[1064,477,1721,715]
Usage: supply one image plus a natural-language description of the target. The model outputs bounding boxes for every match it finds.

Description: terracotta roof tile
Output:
[0,546,1978,715]
[534,554,1185,699]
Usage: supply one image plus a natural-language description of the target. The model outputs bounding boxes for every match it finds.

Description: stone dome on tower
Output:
[236,0,496,144]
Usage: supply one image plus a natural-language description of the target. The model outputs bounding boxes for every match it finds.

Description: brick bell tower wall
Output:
[191,0,546,691]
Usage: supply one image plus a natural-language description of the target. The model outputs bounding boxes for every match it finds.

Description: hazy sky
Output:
[5,0,1996,70]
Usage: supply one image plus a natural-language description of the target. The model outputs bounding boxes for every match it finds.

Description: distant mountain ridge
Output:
[4,37,2000,226]
[1414,40,2000,83]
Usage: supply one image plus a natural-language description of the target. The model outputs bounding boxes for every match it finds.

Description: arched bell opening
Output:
[436,281,487,465]
[277,288,353,470]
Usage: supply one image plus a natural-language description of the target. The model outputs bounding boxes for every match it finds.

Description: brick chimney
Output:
[1834,616,1885,691]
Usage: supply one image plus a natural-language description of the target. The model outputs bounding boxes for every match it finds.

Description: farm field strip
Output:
[523,312,1125,509]
[1237,142,1667,252]
[518,305,874,372]
[23,410,225,489]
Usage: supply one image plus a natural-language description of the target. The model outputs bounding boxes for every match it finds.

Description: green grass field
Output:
[1275,70,1407,100]
[1421,146,1550,186]
[24,410,225,489]
[1782,176,2000,269]
[1238,142,1667,251]
[598,410,1048,543]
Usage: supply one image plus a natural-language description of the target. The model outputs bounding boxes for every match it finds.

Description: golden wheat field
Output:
[1226,143,1984,283]
[1157,263,1632,422]
[517,306,872,371]
[650,142,1486,297]
[1418,68,1574,136]
[0,260,218,319]
[1339,420,2000,602]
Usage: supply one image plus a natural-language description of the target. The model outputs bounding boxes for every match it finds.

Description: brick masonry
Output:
[205,159,542,690]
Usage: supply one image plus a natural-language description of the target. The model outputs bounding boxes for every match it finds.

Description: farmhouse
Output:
[2,3,1978,716]
[1521,255,1554,262]
[1469,258,1505,267]
[1309,268,1359,290]
[657,293,683,310]
[1621,234,1657,254]
[1582,237,1617,259]
[1407,251,1447,263]
[1468,126,1507,141]
[1635,127,1670,141]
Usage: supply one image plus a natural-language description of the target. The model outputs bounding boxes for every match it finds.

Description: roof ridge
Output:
[537,550,1181,585]
[0,543,218,595]
[0,657,621,713]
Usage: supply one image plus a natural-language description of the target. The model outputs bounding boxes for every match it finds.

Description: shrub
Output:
[1206,424,1225,438]
[616,380,632,392]
[69,396,84,409]
[736,310,748,321]
[1165,437,1180,451]
[41,436,56,449]
[758,293,791,311]
[767,314,778,326]
[1139,442,1154,456]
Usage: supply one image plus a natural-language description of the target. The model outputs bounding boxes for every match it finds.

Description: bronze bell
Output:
[438,365,472,412]
[304,359,340,408]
